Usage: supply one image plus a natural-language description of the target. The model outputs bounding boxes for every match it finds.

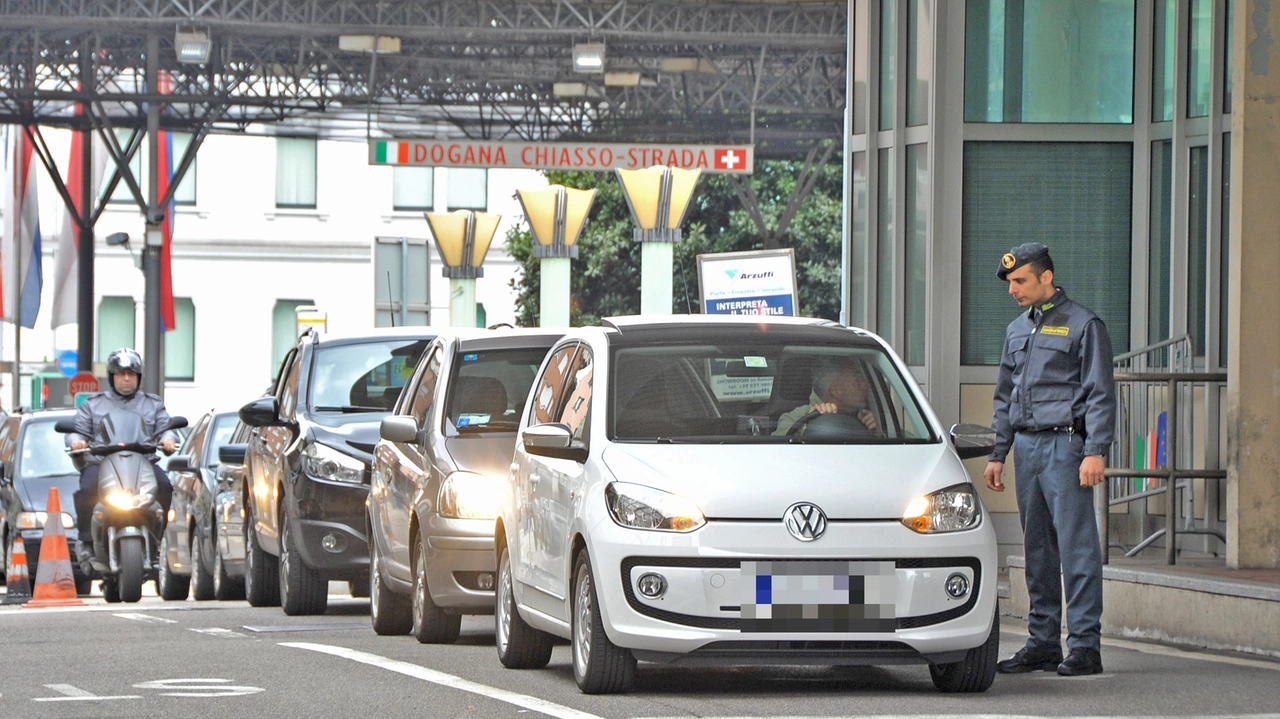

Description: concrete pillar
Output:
[1226,0,1280,569]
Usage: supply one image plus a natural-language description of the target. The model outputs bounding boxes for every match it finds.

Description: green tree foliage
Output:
[505,158,843,327]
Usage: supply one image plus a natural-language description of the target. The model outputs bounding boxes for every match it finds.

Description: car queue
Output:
[66,317,1000,696]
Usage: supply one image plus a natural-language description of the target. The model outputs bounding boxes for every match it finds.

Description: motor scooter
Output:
[56,410,186,603]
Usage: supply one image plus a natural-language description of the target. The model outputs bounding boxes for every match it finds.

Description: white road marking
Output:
[283,642,604,719]
[113,612,179,624]
[33,684,141,702]
[134,678,264,697]
[630,716,1280,719]
[188,627,248,638]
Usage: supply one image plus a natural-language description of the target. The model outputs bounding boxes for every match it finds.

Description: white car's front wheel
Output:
[929,607,999,693]
[571,549,636,694]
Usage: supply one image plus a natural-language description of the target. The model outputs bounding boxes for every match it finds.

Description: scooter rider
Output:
[68,348,179,565]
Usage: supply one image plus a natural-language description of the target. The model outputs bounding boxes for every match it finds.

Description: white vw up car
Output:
[494,315,998,694]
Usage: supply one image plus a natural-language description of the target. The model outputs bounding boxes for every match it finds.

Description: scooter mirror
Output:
[54,419,77,434]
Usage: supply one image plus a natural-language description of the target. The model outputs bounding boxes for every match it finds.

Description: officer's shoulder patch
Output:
[1040,325,1070,337]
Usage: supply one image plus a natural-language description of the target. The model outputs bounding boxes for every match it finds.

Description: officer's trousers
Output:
[1013,430,1104,653]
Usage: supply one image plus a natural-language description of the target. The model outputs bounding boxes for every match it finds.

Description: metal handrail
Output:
[1100,370,1227,565]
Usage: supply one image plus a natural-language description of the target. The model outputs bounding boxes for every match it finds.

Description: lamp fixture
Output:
[338,35,402,54]
[615,165,701,243]
[516,185,597,259]
[424,210,500,279]
[572,42,606,73]
[174,30,212,64]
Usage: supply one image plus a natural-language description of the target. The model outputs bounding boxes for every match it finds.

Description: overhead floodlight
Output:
[604,72,641,87]
[174,30,211,64]
[573,42,606,73]
[338,35,402,54]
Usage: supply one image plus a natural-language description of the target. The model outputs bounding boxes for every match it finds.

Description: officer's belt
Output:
[1015,418,1087,438]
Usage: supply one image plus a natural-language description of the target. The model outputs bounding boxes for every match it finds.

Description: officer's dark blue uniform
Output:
[988,243,1116,676]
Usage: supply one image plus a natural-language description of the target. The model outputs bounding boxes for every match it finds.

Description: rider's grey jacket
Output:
[990,287,1117,461]
[65,387,178,466]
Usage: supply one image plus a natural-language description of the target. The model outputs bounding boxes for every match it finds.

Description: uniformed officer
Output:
[983,243,1116,677]
[68,348,179,564]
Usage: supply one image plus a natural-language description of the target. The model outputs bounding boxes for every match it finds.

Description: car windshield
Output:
[310,339,430,412]
[20,419,79,478]
[610,341,937,444]
[445,347,549,434]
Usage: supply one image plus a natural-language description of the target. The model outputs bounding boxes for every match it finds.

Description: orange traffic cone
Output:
[24,488,86,607]
[2,536,33,604]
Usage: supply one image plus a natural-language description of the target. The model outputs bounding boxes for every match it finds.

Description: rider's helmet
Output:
[106,347,144,396]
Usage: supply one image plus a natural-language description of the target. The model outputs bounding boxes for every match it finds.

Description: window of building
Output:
[109,131,197,205]
[1219,132,1231,367]
[97,296,136,362]
[1187,0,1213,118]
[963,0,1135,123]
[1152,0,1176,122]
[849,151,869,328]
[1223,0,1234,113]
[272,300,314,374]
[904,143,929,364]
[446,168,488,210]
[164,298,195,381]
[1149,140,1173,346]
[876,147,895,340]
[907,0,932,127]
[1188,145,1210,356]
[879,0,896,131]
[961,142,1132,365]
[393,166,434,211]
[852,0,869,135]
[276,136,317,208]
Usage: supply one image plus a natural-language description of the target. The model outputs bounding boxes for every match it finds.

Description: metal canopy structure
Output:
[0,0,847,159]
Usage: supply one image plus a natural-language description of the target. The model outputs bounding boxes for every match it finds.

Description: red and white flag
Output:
[51,109,108,329]
[2,125,43,329]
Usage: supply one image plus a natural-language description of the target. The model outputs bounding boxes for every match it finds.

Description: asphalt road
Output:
[2,583,1279,719]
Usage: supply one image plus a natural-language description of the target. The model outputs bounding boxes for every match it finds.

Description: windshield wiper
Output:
[313,405,386,413]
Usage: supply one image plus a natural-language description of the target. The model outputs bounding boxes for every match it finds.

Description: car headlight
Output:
[301,443,366,484]
[17,511,75,529]
[438,471,500,519]
[901,483,982,533]
[104,490,151,511]
[605,482,705,532]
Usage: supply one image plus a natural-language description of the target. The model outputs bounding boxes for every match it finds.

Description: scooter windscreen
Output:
[93,409,155,450]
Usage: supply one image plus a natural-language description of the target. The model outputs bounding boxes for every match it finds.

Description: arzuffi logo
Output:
[784,502,827,542]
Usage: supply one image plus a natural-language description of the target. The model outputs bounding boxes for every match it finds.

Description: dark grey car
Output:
[157,409,241,601]
[367,328,560,641]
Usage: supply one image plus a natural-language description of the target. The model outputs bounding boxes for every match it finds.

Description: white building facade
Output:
[3,131,542,421]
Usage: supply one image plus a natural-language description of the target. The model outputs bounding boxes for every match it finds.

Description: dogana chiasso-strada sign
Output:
[369,139,754,175]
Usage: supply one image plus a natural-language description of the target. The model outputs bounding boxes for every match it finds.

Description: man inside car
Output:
[774,357,882,436]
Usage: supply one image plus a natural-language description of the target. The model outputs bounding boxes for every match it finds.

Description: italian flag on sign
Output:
[374,141,410,164]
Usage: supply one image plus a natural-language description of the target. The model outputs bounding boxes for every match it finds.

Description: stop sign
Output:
[69,372,100,396]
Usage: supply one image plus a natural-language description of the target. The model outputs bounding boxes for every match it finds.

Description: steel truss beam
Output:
[0,0,846,159]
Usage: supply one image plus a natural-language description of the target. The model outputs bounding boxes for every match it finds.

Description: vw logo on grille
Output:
[784,502,827,542]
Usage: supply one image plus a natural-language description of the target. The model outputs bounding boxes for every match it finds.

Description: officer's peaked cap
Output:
[996,242,1051,280]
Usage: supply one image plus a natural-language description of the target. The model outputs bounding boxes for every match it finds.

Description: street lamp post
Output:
[516,185,596,327]
[424,210,500,327]
[614,166,701,315]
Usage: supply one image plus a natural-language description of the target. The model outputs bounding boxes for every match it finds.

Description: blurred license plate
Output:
[740,560,896,633]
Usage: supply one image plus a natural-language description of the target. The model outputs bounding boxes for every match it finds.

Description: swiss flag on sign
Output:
[714,148,745,171]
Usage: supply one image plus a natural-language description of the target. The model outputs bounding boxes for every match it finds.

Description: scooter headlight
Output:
[104,490,150,510]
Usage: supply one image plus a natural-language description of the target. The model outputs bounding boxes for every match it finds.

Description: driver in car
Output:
[67,347,179,566]
[774,357,882,436]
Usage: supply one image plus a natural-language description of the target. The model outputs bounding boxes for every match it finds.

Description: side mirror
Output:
[167,455,194,473]
[522,423,588,463]
[949,423,997,460]
[219,443,247,465]
[54,419,77,434]
[380,416,420,443]
[240,396,286,428]
[165,416,189,432]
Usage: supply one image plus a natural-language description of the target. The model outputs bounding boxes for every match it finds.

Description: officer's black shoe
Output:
[996,646,1064,673]
[1057,648,1104,676]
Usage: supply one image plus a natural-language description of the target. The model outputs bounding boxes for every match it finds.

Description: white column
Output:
[539,257,571,327]
[640,242,674,315]
[449,278,476,327]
